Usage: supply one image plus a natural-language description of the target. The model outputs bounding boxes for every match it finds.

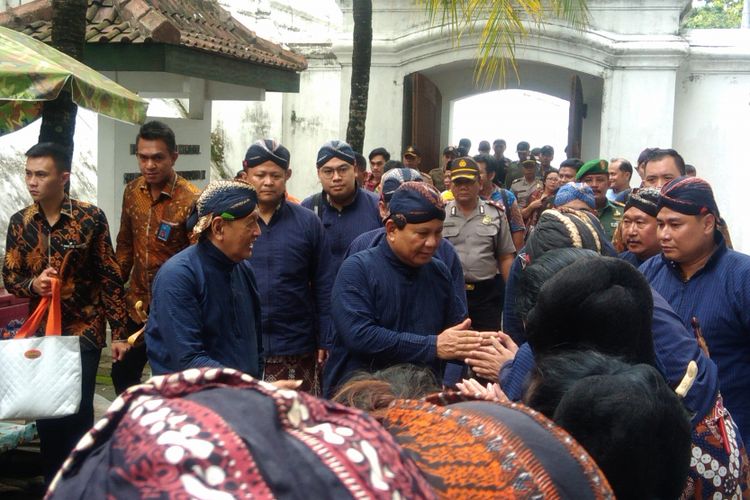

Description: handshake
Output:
[436,318,519,382]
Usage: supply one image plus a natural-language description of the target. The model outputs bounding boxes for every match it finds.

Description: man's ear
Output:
[385,219,398,240]
[210,217,225,240]
[378,200,389,220]
[702,213,717,235]
[286,168,292,181]
[60,171,71,186]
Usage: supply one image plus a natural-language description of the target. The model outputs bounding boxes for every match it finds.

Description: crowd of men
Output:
[3,120,750,498]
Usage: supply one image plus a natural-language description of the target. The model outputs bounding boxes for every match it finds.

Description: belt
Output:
[465,277,499,291]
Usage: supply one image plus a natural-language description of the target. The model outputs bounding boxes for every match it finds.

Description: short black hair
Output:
[473,154,496,179]
[685,164,697,175]
[637,147,657,166]
[383,159,404,173]
[525,350,692,500]
[542,168,559,183]
[540,145,554,156]
[368,147,390,162]
[354,153,367,172]
[611,158,633,175]
[645,148,686,175]
[136,120,176,153]
[25,142,71,173]
[516,141,530,151]
[493,139,506,147]
[559,158,583,170]
[478,140,491,151]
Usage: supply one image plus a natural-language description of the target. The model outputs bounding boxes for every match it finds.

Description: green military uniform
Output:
[576,158,622,240]
[598,200,624,240]
[428,166,446,191]
[505,161,523,187]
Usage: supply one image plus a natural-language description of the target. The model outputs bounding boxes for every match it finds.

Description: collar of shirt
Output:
[662,233,728,282]
[449,199,485,219]
[32,194,74,224]
[324,186,361,213]
[138,171,178,201]
[198,238,237,273]
[378,236,422,277]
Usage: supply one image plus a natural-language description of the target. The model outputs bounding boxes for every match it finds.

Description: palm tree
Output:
[345,0,589,156]
[38,0,87,167]
[421,0,589,86]
[345,0,372,154]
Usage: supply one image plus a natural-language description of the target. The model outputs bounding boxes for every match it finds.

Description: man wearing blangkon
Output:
[145,181,263,377]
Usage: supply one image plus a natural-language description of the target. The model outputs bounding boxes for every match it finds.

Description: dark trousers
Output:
[36,346,101,484]
[466,274,505,331]
[111,318,148,395]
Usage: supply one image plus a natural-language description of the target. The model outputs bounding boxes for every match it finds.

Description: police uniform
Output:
[510,176,542,209]
[444,197,516,331]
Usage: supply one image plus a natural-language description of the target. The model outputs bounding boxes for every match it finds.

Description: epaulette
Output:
[510,178,522,185]
[487,200,505,212]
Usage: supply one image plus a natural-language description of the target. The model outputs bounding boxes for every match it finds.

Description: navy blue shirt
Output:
[619,250,643,267]
[146,239,263,377]
[323,239,467,396]
[246,199,335,354]
[640,239,750,445]
[347,227,467,311]
[500,288,719,426]
[301,188,381,275]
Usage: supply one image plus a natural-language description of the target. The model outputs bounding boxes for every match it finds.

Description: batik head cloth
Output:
[658,176,721,221]
[187,180,257,235]
[380,168,423,203]
[625,187,661,217]
[389,181,445,225]
[554,182,596,210]
[46,368,435,499]
[243,138,290,170]
[316,140,356,168]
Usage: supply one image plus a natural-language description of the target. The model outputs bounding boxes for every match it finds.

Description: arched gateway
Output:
[279,0,750,250]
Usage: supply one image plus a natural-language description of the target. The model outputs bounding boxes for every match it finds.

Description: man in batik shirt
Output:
[3,142,128,483]
[114,121,199,394]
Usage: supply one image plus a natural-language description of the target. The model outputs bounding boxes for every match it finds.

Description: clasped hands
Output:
[436,318,519,383]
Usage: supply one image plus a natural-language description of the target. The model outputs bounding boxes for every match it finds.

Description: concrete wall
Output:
[673,30,750,252]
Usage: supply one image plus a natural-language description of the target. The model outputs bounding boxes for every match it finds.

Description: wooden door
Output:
[403,72,442,173]
[567,75,586,159]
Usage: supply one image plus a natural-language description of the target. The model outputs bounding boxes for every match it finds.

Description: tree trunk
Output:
[38,0,87,169]
[345,0,372,154]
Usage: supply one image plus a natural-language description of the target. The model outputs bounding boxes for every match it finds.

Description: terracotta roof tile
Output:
[0,0,306,72]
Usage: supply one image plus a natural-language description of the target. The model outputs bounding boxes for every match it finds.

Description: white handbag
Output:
[0,278,82,420]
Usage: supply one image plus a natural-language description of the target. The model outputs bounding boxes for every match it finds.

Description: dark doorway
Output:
[402,72,442,173]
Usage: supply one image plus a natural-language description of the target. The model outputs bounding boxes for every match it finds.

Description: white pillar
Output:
[599,68,678,165]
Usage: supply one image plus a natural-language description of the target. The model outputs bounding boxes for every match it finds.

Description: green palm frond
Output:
[419,0,589,87]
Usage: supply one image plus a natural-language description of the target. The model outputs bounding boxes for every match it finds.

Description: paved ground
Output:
[0,349,146,498]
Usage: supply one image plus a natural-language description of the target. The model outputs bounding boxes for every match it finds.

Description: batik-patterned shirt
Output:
[3,197,127,348]
[115,173,199,322]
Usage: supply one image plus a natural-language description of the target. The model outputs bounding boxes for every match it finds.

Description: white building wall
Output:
[673,32,750,251]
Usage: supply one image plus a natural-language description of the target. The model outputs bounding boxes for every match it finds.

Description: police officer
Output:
[444,157,516,331]
[510,157,543,210]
